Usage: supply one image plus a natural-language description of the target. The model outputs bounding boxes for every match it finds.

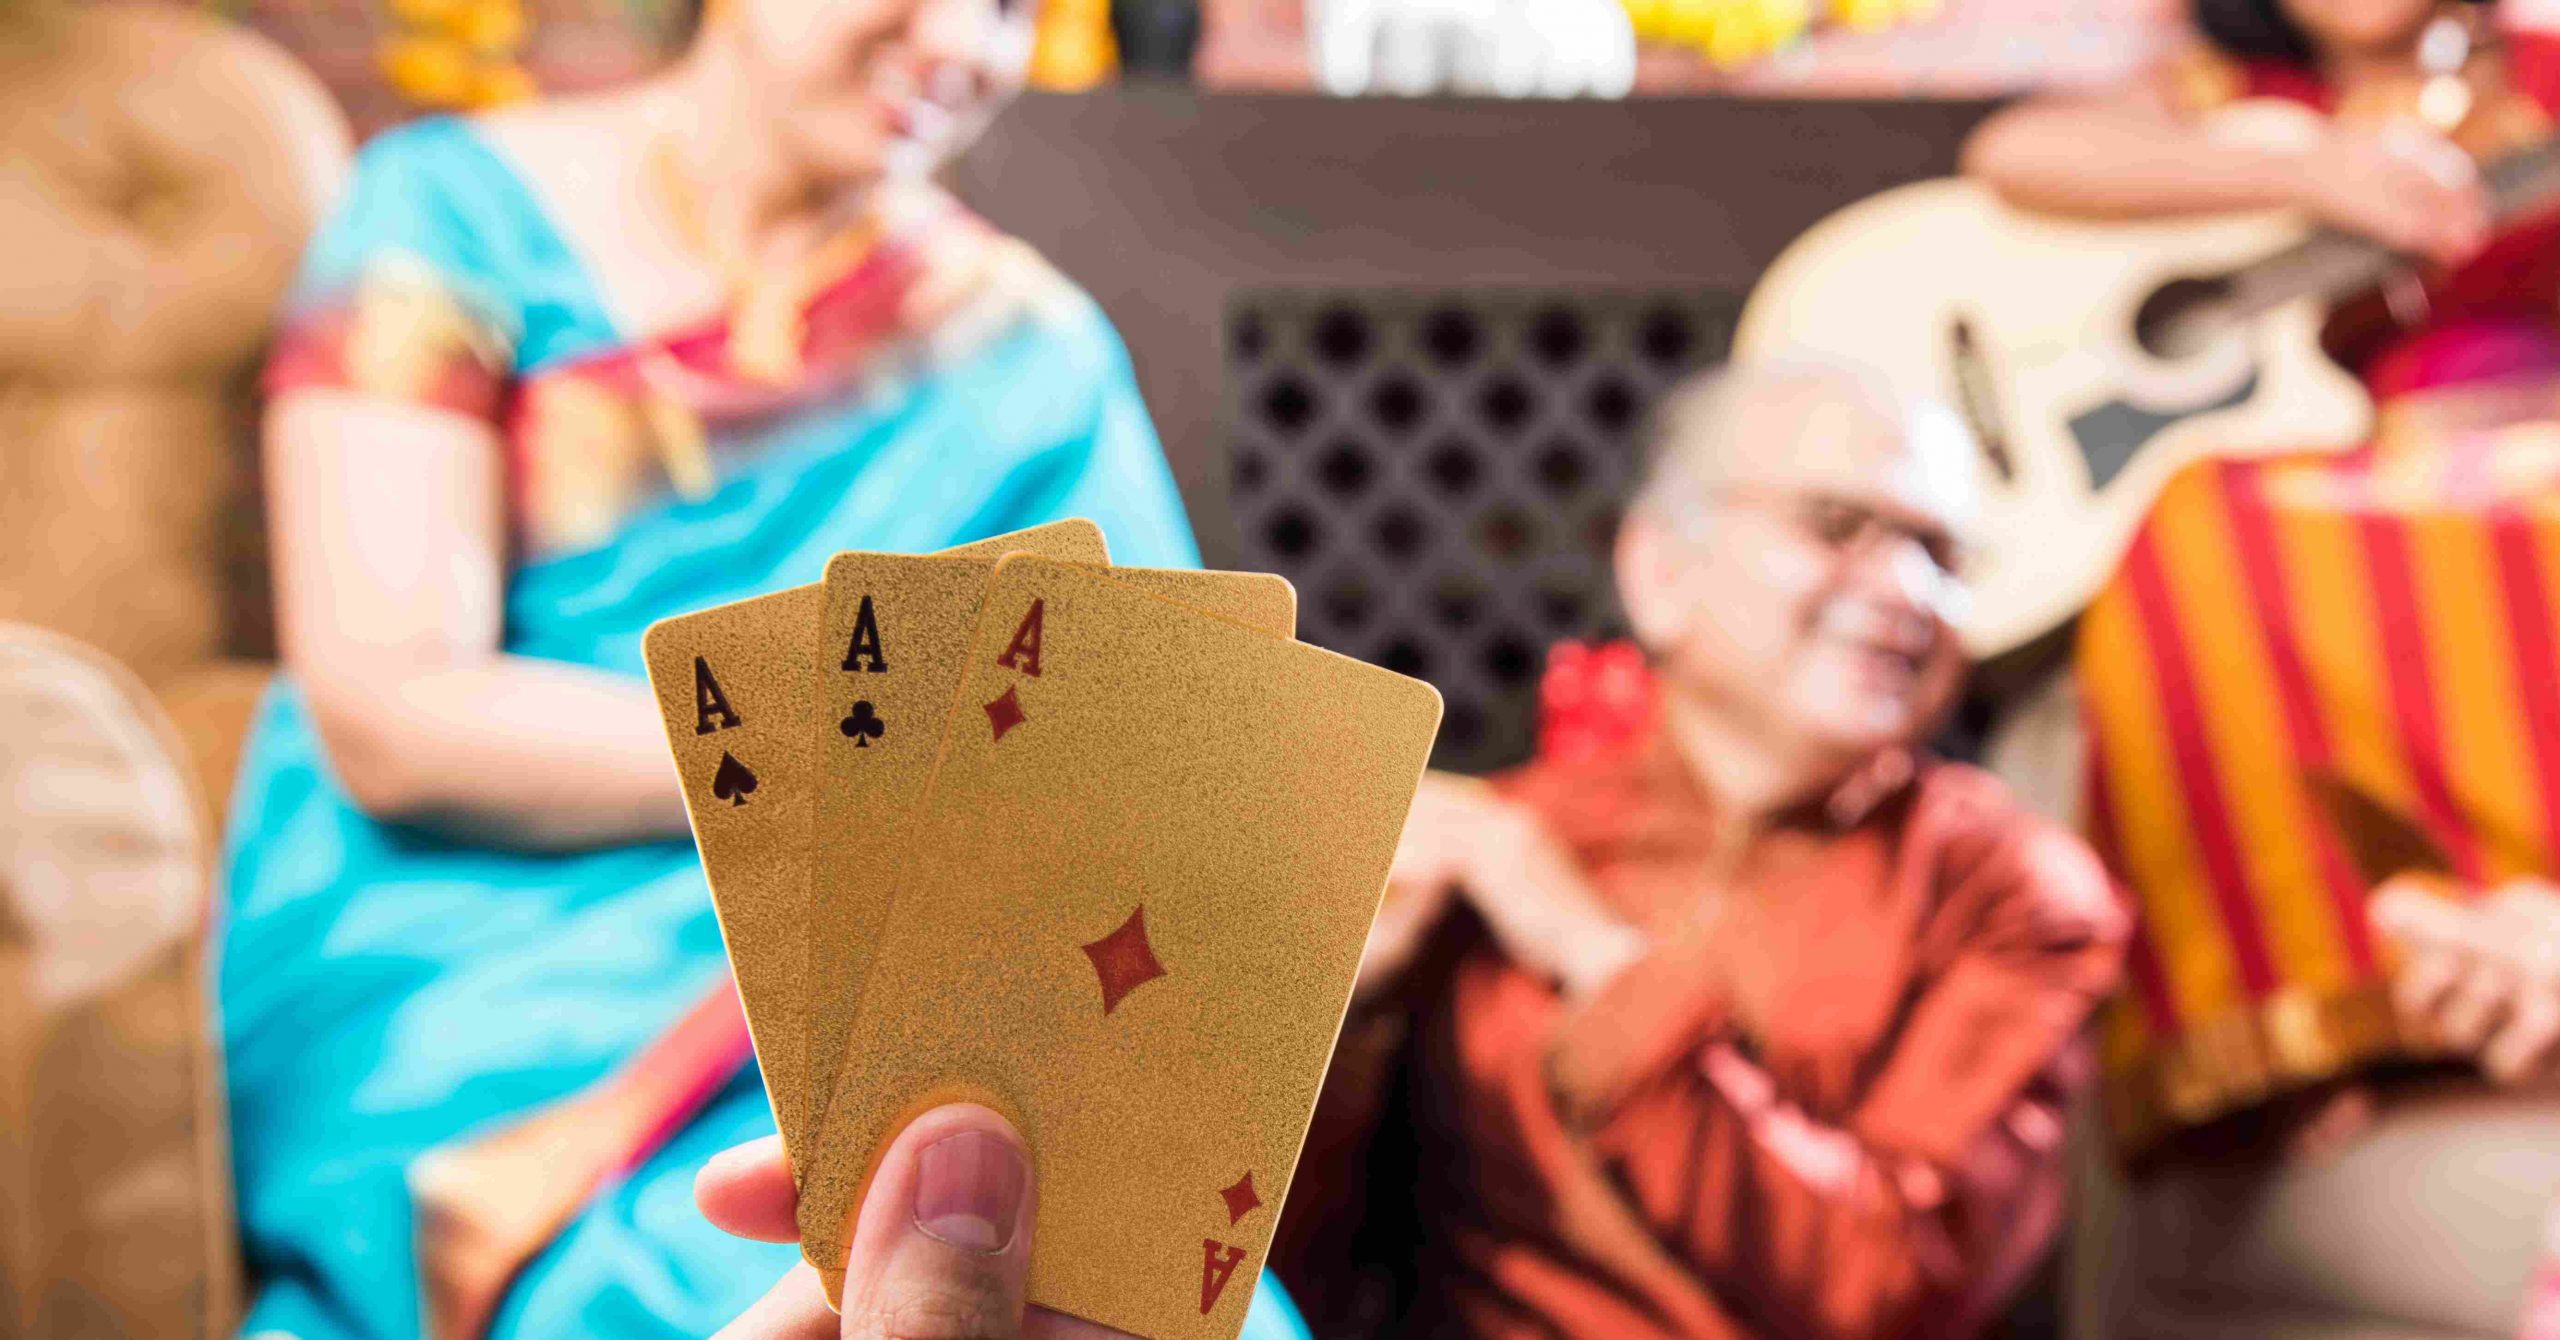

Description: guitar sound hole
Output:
[2134,275,2240,361]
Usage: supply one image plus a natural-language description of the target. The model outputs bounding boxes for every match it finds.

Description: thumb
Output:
[839,1103,1036,1340]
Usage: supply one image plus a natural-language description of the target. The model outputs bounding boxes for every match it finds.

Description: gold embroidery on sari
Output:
[344,252,509,402]
[520,375,656,553]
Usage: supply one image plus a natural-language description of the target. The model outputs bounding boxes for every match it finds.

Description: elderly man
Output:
[1290,359,2128,1340]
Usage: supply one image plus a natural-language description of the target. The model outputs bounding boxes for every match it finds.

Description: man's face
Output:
[1617,382,1975,763]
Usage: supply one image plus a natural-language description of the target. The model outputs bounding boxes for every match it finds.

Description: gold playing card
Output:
[801,556,1440,1339]
[640,521,1106,1176]
[801,552,1296,1179]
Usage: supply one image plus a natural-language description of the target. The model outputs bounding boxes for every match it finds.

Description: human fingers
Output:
[2485,982,2560,1085]
[2433,957,2518,1057]
[839,1103,1035,1340]
[2389,941,2469,1032]
[698,1135,804,1244]
[712,1265,844,1340]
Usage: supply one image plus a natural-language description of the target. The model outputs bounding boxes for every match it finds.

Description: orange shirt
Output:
[1299,730,2126,1340]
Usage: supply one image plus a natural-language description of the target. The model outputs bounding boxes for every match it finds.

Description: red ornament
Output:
[1536,639,1657,763]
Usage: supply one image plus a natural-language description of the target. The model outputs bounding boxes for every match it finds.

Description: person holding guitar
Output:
[1965,0,2511,292]
[1956,5,2560,1339]
[1965,0,2560,401]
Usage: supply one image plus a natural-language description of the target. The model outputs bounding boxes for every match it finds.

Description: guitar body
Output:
[1736,103,2375,657]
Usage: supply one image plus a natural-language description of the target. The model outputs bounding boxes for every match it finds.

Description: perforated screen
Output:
[1224,290,1741,773]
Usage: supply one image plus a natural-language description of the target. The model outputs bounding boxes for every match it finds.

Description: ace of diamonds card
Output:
[802,555,1441,1339]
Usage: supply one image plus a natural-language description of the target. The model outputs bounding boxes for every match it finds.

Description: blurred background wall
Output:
[146,0,2181,137]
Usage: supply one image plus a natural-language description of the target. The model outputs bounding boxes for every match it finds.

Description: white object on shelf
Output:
[1308,0,1634,98]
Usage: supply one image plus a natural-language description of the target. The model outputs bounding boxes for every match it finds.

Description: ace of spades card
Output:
[642,521,1108,1177]
[799,555,1442,1339]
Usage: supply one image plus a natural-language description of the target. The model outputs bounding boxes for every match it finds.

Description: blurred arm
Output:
[1360,771,1643,1005]
[1960,79,2314,220]
[266,389,690,850]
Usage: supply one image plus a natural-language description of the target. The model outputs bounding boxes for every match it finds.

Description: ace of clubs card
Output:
[800,555,1441,1340]
[801,552,1297,1164]
[642,521,1108,1176]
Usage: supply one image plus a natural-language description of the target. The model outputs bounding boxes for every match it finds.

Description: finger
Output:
[2284,1085,2376,1164]
[2487,985,2560,1084]
[2481,884,2560,977]
[2436,961,2517,1056]
[713,1264,842,1340]
[698,1135,803,1243]
[2429,213,2491,266]
[840,1103,1036,1340]
[2431,232,2484,267]
[2383,124,2478,188]
[1025,1305,1145,1340]
[2424,897,2518,961]
[2373,880,2478,947]
[2392,944,2468,1025]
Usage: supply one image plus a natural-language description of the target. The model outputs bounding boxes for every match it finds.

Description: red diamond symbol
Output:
[1080,906,1167,1015]
[1219,1172,1261,1225]
[984,685,1026,742]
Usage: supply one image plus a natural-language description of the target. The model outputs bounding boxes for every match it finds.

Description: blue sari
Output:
[224,116,1308,1340]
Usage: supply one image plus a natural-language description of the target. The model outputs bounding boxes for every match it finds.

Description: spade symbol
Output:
[711,751,759,807]
[840,700,885,748]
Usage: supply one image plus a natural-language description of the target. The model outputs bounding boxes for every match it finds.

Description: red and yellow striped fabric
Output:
[2081,417,2560,1153]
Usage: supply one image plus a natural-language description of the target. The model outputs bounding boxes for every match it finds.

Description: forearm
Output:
[305,653,689,851]
[1962,102,2311,220]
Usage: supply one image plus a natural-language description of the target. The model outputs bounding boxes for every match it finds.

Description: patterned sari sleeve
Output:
[263,120,522,424]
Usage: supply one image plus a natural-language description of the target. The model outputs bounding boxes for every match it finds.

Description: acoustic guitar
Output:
[1734,101,2560,658]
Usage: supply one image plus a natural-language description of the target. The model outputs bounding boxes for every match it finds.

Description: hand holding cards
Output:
[643,524,1441,1340]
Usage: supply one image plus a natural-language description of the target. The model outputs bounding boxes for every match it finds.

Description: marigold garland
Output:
[379,0,536,109]
[1623,0,1942,70]
[1028,0,1116,90]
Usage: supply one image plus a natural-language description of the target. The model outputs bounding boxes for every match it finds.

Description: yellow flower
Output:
[1832,0,1895,30]
[472,63,540,106]
[379,34,479,107]
[1837,0,1934,27]
[386,0,464,30]
[1620,0,1666,43]
[1028,18,1115,91]
[1703,0,1807,63]
[449,0,527,54]
[1756,0,1810,36]
[1657,0,1714,49]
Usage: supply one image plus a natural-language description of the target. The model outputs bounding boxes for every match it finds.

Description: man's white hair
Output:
[1629,354,1978,526]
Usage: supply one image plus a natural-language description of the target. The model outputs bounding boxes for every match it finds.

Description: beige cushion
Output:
[0,4,347,683]
[0,624,238,1339]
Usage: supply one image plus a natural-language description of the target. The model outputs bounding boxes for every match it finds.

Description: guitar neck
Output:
[2230,133,2560,316]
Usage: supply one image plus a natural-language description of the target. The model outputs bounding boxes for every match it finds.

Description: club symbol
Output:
[1218,1172,1261,1225]
[1080,906,1167,1015]
[984,685,1026,742]
[840,700,885,747]
[710,751,758,807]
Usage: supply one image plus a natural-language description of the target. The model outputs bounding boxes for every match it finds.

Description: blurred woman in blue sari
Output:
[227,0,1309,1335]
